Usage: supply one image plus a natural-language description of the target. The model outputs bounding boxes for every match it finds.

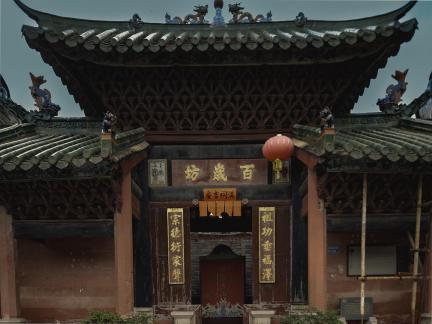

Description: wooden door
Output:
[201,258,245,306]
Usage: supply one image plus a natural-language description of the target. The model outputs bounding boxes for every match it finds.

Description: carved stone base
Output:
[420,313,432,324]
[0,319,26,323]
[171,311,195,324]
[249,310,275,324]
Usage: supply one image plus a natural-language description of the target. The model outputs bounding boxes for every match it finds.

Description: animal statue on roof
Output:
[29,72,60,118]
[129,13,143,30]
[102,110,117,134]
[377,69,408,114]
[319,106,335,133]
[166,5,208,24]
[256,11,272,23]
[295,12,308,27]
[228,3,271,23]
[165,13,183,24]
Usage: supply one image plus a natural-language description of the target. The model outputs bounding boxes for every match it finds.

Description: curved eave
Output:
[20,18,417,56]
[15,0,416,31]
[293,117,432,170]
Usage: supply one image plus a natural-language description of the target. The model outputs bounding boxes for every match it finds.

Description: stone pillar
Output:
[307,168,327,310]
[114,172,134,315]
[0,206,20,320]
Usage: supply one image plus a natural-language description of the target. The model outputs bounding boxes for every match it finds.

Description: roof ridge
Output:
[15,0,416,27]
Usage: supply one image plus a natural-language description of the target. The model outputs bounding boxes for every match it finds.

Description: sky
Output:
[1,0,431,118]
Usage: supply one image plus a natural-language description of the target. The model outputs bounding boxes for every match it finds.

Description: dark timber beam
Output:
[150,184,290,202]
[149,144,265,160]
[294,147,318,169]
[13,220,113,239]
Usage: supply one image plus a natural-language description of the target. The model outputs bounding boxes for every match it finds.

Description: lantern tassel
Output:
[273,158,283,180]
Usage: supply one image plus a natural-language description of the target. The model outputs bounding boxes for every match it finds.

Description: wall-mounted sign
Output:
[259,207,276,283]
[203,188,237,201]
[148,159,168,187]
[167,208,185,285]
[172,159,268,186]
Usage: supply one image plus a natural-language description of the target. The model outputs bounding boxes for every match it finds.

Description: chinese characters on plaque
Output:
[167,208,185,285]
[172,159,267,186]
[259,207,276,283]
[148,159,168,187]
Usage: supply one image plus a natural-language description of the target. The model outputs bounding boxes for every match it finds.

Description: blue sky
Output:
[1,0,431,117]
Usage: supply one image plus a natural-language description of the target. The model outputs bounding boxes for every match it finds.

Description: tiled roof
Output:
[0,118,147,173]
[16,0,417,53]
[294,116,432,164]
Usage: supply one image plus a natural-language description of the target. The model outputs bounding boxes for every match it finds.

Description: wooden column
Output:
[411,176,423,324]
[115,172,134,315]
[307,167,327,310]
[0,206,20,320]
[426,213,432,315]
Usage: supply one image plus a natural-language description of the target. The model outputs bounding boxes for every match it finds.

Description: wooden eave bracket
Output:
[293,145,319,169]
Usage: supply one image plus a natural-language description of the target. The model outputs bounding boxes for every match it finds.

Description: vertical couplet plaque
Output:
[167,208,185,285]
[259,207,276,283]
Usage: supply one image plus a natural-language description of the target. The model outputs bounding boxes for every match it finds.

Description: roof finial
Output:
[213,0,225,26]
[214,0,223,9]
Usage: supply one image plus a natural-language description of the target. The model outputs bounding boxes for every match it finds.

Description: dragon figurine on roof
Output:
[166,5,209,24]
[377,69,409,114]
[228,3,272,23]
[29,72,61,118]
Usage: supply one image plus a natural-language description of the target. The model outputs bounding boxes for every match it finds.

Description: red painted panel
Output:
[201,259,245,306]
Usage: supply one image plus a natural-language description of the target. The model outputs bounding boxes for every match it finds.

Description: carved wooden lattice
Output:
[0,179,115,220]
[322,173,432,215]
[73,63,369,132]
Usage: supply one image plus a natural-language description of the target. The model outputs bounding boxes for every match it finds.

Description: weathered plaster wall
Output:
[17,238,115,322]
[327,232,415,324]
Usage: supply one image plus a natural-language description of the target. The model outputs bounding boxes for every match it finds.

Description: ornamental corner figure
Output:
[377,69,408,114]
[29,72,61,117]
[319,106,335,133]
[102,110,117,134]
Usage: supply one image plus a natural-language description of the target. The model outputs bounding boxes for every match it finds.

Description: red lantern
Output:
[262,134,294,179]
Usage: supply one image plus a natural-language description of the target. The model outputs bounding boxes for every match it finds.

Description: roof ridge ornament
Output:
[377,69,409,114]
[295,12,307,27]
[228,3,272,23]
[166,5,209,24]
[213,0,226,26]
[129,13,144,31]
[27,72,61,120]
